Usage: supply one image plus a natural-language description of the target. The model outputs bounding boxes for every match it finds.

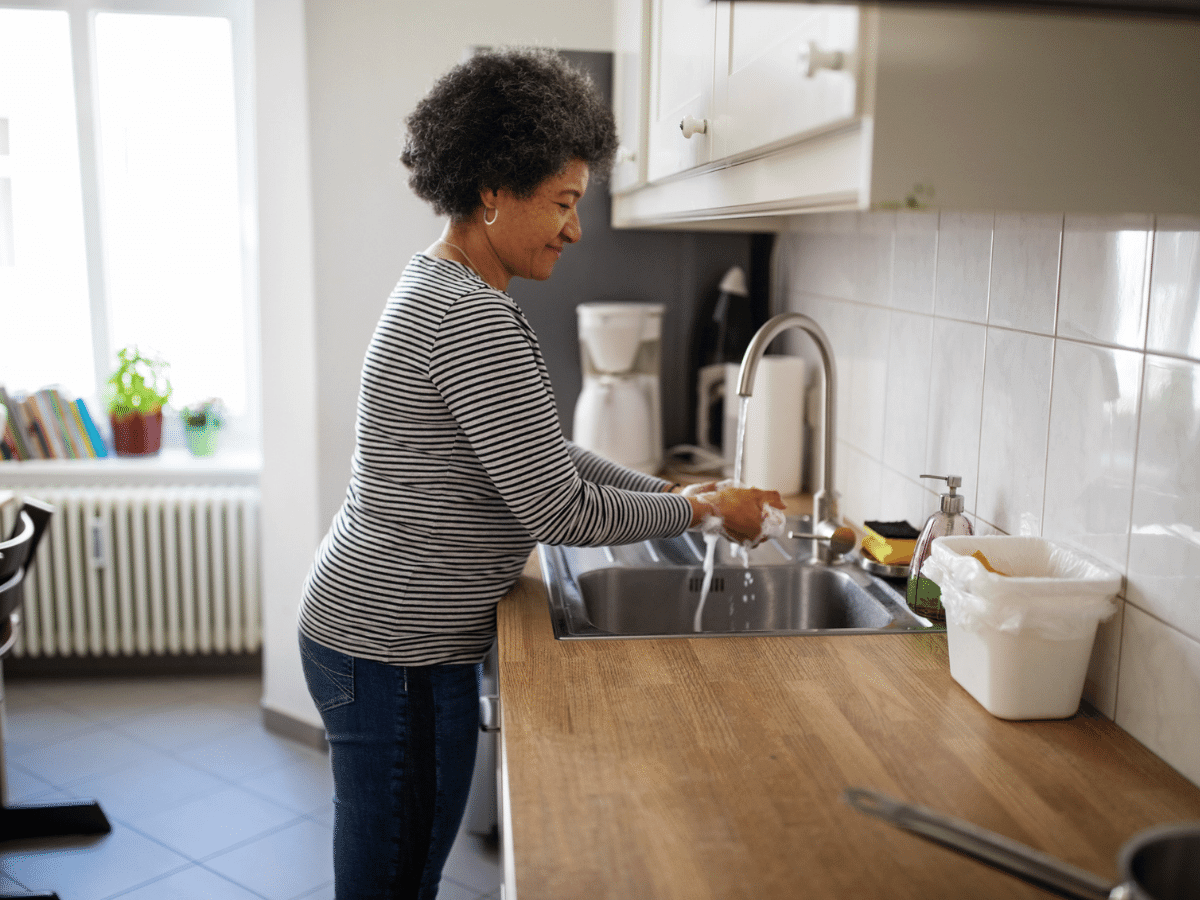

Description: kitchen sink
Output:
[538,517,938,640]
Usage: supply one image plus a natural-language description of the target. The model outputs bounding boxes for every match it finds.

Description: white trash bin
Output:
[922,536,1122,720]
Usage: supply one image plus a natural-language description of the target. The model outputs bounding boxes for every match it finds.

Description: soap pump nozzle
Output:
[921,473,965,515]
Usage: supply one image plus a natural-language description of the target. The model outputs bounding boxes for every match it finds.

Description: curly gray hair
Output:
[400,48,618,220]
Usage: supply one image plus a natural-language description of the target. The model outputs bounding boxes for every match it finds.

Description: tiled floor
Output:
[0,673,501,899]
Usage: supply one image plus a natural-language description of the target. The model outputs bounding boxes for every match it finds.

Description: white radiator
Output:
[2,486,261,658]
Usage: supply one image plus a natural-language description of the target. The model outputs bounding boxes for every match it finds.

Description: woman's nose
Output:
[562,208,582,243]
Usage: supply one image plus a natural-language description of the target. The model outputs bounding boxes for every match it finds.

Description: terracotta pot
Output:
[110,409,163,457]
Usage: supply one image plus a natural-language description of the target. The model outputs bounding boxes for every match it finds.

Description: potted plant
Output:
[105,347,172,457]
[180,398,225,457]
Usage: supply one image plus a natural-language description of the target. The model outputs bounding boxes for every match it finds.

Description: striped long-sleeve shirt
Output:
[298,255,693,666]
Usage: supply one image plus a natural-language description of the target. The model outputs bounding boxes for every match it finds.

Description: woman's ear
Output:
[479,187,500,213]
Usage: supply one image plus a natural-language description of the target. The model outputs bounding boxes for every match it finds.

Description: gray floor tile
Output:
[12,727,160,787]
[3,675,501,900]
[240,755,333,815]
[192,674,265,705]
[438,879,489,900]
[109,861,269,899]
[204,818,334,900]
[0,871,30,892]
[114,701,254,751]
[28,678,208,721]
[305,800,335,828]
[0,819,191,900]
[4,762,60,804]
[290,880,334,900]
[441,828,502,895]
[130,784,303,861]
[174,721,315,782]
[3,703,103,755]
[63,754,235,824]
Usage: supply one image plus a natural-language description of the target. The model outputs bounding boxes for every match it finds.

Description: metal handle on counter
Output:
[479,695,500,733]
[843,788,1114,900]
[787,526,856,558]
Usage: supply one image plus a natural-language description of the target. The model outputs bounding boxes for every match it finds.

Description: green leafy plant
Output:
[181,398,225,429]
[105,347,172,420]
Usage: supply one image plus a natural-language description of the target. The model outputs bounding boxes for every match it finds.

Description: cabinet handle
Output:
[616,146,637,164]
[679,115,708,139]
[798,41,846,78]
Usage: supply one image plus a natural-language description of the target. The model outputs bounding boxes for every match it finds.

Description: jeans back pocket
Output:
[299,631,355,712]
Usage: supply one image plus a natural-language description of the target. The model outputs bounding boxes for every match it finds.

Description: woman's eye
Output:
[558,203,570,211]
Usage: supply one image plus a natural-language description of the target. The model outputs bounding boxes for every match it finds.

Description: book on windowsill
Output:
[0,385,34,460]
[0,385,110,462]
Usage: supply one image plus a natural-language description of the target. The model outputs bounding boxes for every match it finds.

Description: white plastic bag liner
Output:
[923,536,1123,719]
[923,536,1121,641]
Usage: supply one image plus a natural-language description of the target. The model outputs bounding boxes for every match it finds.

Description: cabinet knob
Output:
[679,115,708,139]
[798,41,846,78]
[616,146,637,164]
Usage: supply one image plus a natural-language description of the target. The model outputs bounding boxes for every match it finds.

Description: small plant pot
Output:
[111,410,163,457]
[184,423,221,457]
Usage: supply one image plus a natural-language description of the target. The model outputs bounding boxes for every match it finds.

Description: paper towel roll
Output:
[723,356,807,494]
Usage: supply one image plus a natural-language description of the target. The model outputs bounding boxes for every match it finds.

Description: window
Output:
[0,1,256,443]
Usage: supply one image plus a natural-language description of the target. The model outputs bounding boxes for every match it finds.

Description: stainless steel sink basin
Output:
[538,518,937,640]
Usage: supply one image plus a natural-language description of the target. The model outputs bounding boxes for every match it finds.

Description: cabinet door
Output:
[612,0,649,193]
[714,2,859,161]
[646,0,717,182]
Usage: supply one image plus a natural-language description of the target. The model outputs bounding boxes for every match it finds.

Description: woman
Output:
[298,48,783,899]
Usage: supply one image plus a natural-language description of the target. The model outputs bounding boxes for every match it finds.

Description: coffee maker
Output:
[571,303,664,474]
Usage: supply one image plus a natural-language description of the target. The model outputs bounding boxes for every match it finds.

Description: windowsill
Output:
[0,447,261,487]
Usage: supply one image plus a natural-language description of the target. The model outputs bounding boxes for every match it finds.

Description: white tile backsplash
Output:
[891,211,938,313]
[1116,605,1200,787]
[988,213,1061,334]
[924,318,986,511]
[780,211,1200,787]
[1058,214,1152,349]
[1127,354,1200,642]
[976,328,1054,536]
[854,211,895,306]
[881,310,933,480]
[1042,341,1141,573]
[934,211,992,323]
[1147,216,1200,361]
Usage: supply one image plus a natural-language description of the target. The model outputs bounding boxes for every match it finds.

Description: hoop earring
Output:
[484,207,499,226]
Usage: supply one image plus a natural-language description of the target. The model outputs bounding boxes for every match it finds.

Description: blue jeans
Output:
[299,631,481,900]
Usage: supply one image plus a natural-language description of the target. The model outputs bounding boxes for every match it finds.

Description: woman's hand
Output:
[683,482,786,546]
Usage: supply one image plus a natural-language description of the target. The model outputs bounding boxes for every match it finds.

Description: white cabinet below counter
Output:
[612,1,1200,228]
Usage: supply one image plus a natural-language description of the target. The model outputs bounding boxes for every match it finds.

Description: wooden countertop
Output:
[496,543,1200,900]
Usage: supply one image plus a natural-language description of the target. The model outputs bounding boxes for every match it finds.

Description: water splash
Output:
[693,531,720,632]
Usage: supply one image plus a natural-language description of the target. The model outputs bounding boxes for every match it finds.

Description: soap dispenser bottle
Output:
[906,474,974,622]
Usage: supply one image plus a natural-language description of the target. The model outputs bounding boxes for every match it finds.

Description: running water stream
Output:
[693,396,754,632]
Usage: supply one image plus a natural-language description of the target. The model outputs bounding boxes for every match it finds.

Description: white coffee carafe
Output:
[572,303,664,474]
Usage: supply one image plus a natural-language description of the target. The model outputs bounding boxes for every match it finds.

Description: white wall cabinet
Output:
[714,1,859,161]
[646,0,718,182]
[612,1,1200,228]
[611,0,650,192]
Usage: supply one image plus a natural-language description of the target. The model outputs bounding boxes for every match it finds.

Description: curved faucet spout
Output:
[736,313,840,547]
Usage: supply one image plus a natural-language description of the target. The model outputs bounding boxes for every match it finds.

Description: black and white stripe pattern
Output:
[299,255,692,666]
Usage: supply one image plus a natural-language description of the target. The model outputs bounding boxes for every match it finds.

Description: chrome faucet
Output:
[735,312,842,560]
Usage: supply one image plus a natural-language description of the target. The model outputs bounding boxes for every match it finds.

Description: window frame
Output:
[2,0,260,453]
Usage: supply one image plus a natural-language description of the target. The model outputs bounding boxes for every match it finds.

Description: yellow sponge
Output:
[861,526,916,566]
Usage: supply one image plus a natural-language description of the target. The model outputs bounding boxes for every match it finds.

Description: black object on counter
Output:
[865,520,920,540]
